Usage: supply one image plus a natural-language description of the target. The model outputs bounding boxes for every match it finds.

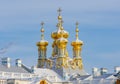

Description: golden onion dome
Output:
[56,37,68,48]
[51,29,69,39]
[62,29,69,38]
[71,40,83,46]
[57,37,68,44]
[56,28,68,48]
[37,40,48,47]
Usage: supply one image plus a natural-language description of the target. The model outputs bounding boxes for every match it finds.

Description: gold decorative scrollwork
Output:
[46,59,53,69]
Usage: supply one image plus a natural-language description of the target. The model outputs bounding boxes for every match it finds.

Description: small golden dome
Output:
[71,40,83,46]
[37,41,48,46]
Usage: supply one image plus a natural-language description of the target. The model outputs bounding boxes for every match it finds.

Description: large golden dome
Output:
[51,28,69,40]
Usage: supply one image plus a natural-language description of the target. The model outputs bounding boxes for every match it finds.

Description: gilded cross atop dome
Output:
[57,8,62,16]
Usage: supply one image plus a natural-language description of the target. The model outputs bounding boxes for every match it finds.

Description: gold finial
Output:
[76,21,79,40]
[40,21,45,40]
[57,8,64,30]
[57,8,62,20]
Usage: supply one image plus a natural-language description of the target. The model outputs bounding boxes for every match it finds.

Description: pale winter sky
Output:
[0,0,120,73]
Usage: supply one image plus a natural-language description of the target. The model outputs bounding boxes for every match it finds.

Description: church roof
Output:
[93,74,116,79]
[70,74,91,81]
[0,65,31,73]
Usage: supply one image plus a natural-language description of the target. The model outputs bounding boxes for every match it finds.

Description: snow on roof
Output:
[34,68,63,82]
[93,74,116,79]
[0,65,31,73]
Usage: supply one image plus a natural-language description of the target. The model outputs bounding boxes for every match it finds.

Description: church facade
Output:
[0,9,119,84]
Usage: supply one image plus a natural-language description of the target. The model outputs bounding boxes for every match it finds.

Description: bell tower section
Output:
[37,22,48,68]
[71,22,83,70]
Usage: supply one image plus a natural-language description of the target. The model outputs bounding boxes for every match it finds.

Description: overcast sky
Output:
[0,0,120,73]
